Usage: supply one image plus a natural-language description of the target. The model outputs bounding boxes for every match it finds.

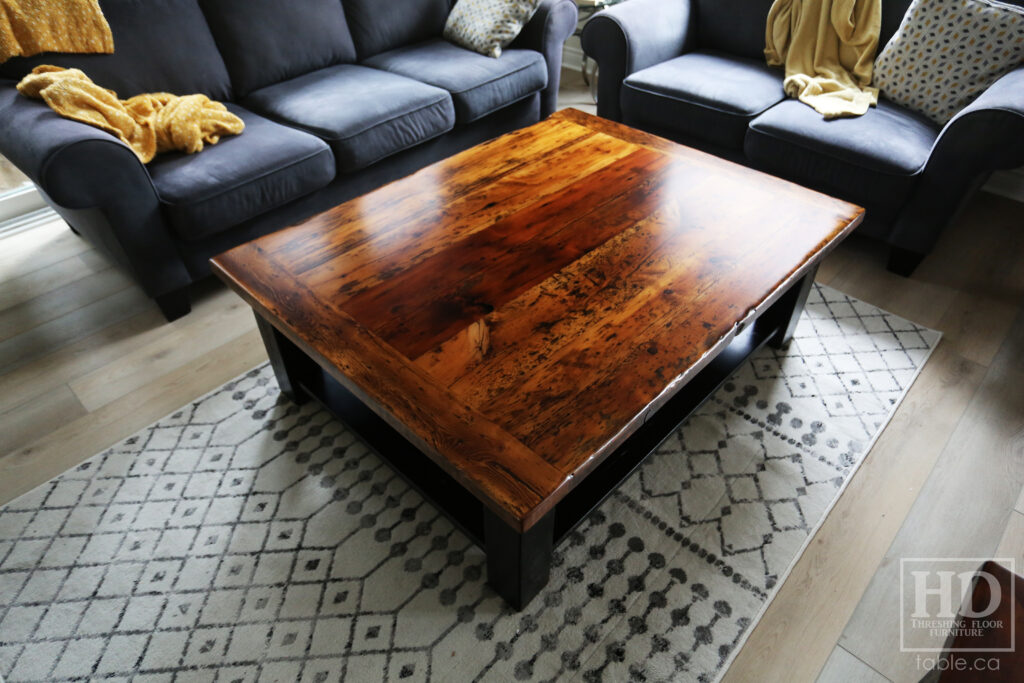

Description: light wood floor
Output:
[1,70,1022,682]
[0,155,29,193]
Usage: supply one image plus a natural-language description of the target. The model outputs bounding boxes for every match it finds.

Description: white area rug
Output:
[0,284,939,682]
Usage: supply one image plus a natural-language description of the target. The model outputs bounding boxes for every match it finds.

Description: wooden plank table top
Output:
[211,108,863,534]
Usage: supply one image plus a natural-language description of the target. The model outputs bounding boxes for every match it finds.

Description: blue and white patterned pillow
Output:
[873,0,1024,125]
[443,0,541,58]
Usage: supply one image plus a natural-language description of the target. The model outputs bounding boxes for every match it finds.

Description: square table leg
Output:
[483,509,555,610]
[254,314,313,405]
[763,266,818,350]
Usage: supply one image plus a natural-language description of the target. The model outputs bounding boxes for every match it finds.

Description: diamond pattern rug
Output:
[0,284,939,682]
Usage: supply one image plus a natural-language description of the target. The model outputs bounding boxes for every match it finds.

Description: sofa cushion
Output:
[745,98,940,210]
[0,0,232,101]
[363,39,547,123]
[243,64,455,172]
[343,0,451,58]
[200,0,358,97]
[696,0,776,61]
[621,51,785,151]
[873,0,1024,126]
[149,105,335,242]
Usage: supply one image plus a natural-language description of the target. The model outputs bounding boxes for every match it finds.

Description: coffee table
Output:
[211,109,863,609]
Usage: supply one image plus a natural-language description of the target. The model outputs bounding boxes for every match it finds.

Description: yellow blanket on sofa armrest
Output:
[17,66,244,163]
[0,0,114,63]
[765,0,881,119]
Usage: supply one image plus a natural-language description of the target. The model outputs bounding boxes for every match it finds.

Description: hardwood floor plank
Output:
[993,510,1024,572]
[839,312,1024,682]
[0,266,132,342]
[827,252,954,331]
[0,220,91,279]
[0,250,110,313]
[0,283,244,417]
[935,289,1018,367]
[68,294,257,411]
[0,384,87,454]
[0,307,166,416]
[816,646,891,683]
[0,328,267,506]
[722,342,987,683]
[0,285,153,374]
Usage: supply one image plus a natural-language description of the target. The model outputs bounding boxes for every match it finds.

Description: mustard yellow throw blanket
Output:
[0,0,114,63]
[18,66,244,163]
[765,0,881,119]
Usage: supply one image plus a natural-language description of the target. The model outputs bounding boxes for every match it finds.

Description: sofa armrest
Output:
[890,66,1024,254]
[511,0,578,118]
[581,0,693,121]
[0,83,191,296]
[931,66,1024,171]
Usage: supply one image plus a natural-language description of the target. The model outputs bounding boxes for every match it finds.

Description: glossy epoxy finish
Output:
[211,109,863,531]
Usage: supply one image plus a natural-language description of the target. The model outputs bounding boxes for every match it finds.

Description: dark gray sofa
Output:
[0,0,577,319]
[581,0,1024,274]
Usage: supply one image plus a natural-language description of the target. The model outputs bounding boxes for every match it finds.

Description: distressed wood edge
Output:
[540,208,866,508]
[211,249,567,533]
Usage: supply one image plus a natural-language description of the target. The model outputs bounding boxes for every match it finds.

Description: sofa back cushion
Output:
[696,0,917,61]
[343,0,452,58]
[696,0,775,60]
[0,0,233,101]
[200,0,357,96]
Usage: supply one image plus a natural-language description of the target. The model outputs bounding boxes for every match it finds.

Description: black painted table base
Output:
[253,269,817,610]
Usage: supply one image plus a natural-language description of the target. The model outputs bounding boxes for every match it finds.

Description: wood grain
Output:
[2,72,1021,681]
[212,109,863,531]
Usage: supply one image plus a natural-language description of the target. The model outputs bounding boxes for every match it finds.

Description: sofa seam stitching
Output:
[306,94,453,142]
[156,146,334,209]
[622,81,779,118]
[746,124,930,177]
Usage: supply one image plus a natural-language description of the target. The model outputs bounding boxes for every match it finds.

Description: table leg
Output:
[483,509,555,610]
[254,314,313,405]
[761,266,817,350]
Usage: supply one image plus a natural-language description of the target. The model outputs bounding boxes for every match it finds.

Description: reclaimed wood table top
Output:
[211,109,863,533]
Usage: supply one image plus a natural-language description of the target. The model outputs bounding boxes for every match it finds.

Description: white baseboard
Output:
[0,185,57,237]
[0,206,60,237]
[0,184,47,224]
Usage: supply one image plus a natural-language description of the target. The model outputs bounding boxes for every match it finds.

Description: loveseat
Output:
[0,0,577,320]
[581,0,1024,274]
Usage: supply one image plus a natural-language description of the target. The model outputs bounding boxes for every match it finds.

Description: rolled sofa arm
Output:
[0,83,191,298]
[581,0,693,121]
[890,66,1024,255]
[511,0,578,118]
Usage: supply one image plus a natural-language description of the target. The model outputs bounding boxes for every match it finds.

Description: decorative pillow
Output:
[443,0,541,58]
[873,0,1024,126]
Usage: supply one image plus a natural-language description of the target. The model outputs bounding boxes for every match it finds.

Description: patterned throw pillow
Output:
[443,0,541,58]
[873,0,1024,126]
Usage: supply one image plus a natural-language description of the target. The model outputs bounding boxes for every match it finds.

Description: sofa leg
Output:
[887,247,925,277]
[155,289,191,322]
